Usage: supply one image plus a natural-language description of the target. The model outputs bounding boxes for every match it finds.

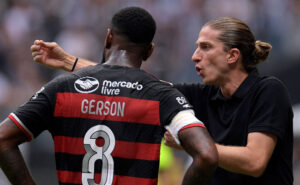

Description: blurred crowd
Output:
[0,0,300,184]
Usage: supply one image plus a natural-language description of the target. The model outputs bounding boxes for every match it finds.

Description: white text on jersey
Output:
[101,80,143,95]
[81,99,125,117]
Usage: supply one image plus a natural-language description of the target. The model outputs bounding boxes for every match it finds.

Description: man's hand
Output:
[164,131,183,150]
[31,40,76,71]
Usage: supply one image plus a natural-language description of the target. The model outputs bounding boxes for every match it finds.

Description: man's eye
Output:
[201,44,210,50]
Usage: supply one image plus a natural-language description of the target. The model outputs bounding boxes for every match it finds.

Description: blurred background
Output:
[0,0,299,184]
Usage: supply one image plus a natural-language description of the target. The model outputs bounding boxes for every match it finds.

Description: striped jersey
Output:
[9,64,203,185]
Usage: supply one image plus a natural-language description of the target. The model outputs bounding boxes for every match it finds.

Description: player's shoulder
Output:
[250,75,291,102]
[61,64,103,82]
[129,70,178,97]
[257,75,288,92]
[140,73,173,91]
[259,75,284,86]
[44,65,97,90]
[73,64,102,77]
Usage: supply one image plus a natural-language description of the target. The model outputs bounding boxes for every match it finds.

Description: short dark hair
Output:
[111,7,156,44]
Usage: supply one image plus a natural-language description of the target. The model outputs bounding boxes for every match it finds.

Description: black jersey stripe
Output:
[57,170,158,185]
[55,153,159,178]
[50,118,164,144]
[53,136,161,161]
[57,182,80,185]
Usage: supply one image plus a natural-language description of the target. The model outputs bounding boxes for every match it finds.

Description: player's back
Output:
[50,64,181,185]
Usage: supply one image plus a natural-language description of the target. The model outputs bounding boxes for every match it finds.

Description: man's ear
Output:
[105,28,113,49]
[143,43,155,61]
[227,48,240,64]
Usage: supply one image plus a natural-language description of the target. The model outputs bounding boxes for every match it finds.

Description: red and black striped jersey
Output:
[9,64,197,185]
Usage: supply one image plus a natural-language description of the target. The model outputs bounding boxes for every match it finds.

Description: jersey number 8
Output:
[82,125,116,185]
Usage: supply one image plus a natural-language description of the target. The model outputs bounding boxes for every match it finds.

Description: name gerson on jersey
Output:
[8,65,200,185]
[81,98,125,117]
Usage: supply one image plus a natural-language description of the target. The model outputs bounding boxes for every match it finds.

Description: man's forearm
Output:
[179,127,218,185]
[181,159,213,185]
[66,57,97,72]
[75,58,97,71]
[215,132,277,177]
[0,147,36,185]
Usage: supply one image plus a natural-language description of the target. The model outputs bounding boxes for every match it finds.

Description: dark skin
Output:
[0,118,36,185]
[179,127,218,185]
[0,28,218,185]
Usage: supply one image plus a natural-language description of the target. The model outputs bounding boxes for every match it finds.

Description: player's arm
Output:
[167,110,218,185]
[31,40,97,72]
[179,126,218,185]
[0,118,37,185]
[165,130,277,177]
[216,132,277,177]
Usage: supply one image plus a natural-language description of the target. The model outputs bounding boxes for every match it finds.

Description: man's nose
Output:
[192,48,201,63]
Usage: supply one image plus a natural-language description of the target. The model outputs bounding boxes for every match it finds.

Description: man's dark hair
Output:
[111,7,156,44]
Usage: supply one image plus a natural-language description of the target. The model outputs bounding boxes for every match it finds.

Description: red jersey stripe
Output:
[57,170,158,185]
[53,136,161,161]
[8,114,33,141]
[54,93,160,125]
[181,123,206,130]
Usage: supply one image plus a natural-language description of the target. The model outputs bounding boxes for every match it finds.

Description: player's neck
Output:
[104,47,142,68]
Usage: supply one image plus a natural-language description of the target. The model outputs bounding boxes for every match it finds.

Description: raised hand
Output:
[31,40,76,71]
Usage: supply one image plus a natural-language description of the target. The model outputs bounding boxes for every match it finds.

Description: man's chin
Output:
[202,79,213,85]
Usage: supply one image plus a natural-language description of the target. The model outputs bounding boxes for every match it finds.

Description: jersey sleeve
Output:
[158,85,192,125]
[248,78,293,140]
[165,109,205,144]
[8,78,59,141]
[174,83,199,105]
[158,85,205,129]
